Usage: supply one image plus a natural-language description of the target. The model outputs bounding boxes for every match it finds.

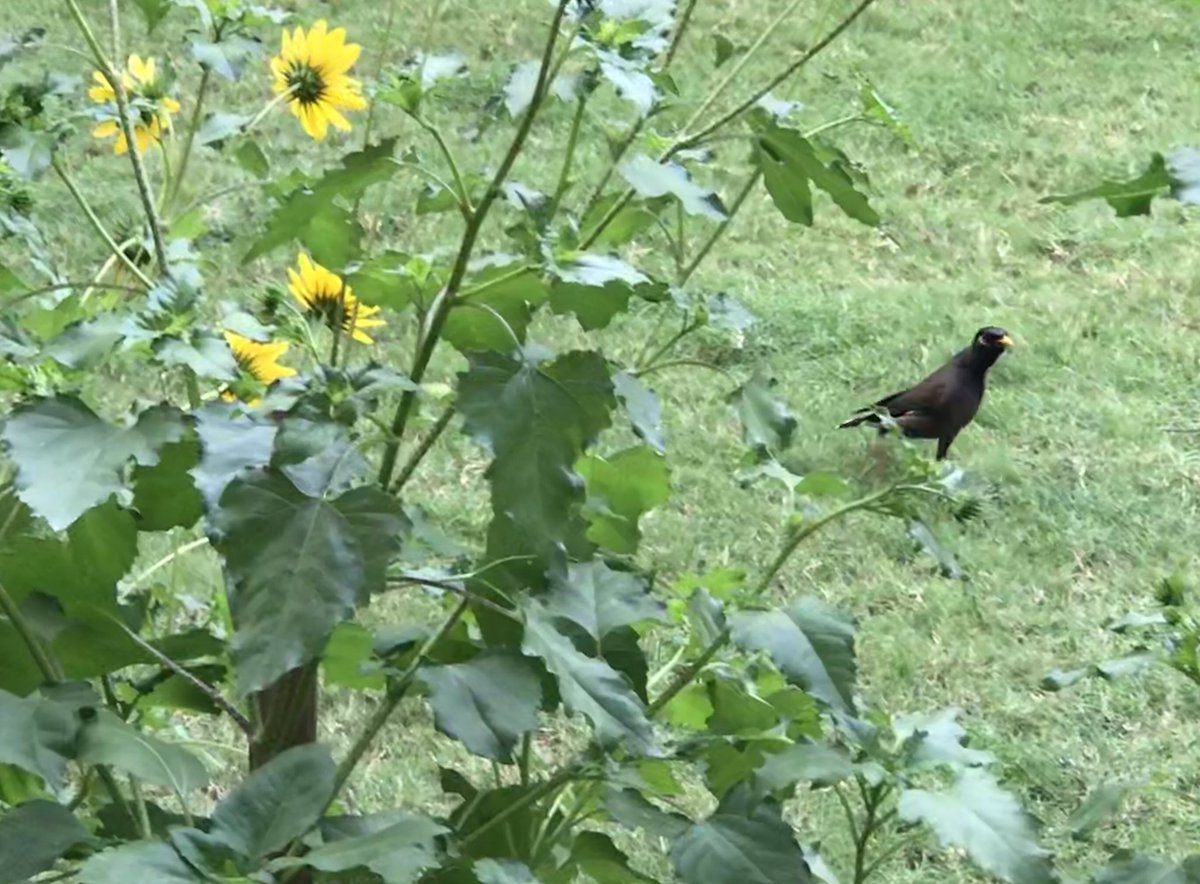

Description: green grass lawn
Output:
[3,0,1199,880]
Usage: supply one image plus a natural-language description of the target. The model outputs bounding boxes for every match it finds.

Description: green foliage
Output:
[1043,148,1200,216]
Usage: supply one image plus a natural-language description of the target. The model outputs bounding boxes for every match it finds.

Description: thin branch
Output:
[108,615,252,735]
[419,120,474,218]
[375,0,573,489]
[679,167,761,285]
[548,94,588,219]
[661,0,699,69]
[168,65,212,207]
[389,572,521,622]
[632,357,734,380]
[390,405,456,494]
[677,0,882,152]
[128,537,209,589]
[0,582,60,683]
[51,160,154,288]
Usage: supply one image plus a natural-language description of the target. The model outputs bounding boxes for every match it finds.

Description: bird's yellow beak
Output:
[998,334,1014,349]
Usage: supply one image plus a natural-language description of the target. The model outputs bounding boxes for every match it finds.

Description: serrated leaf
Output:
[76,708,208,793]
[270,813,446,882]
[908,519,965,579]
[860,80,913,144]
[1042,154,1172,217]
[155,332,239,381]
[45,313,131,369]
[754,741,856,792]
[898,769,1057,884]
[760,123,879,226]
[0,690,77,787]
[544,560,664,641]
[78,840,199,883]
[445,261,546,354]
[0,799,90,882]
[243,139,397,264]
[728,372,797,458]
[457,349,614,567]
[522,600,656,754]
[417,651,541,761]
[603,784,691,839]
[195,112,251,146]
[3,398,183,530]
[613,371,665,453]
[131,0,173,30]
[212,470,408,696]
[0,127,57,180]
[190,405,277,509]
[598,52,657,116]
[621,154,727,221]
[209,744,335,862]
[566,830,657,882]
[235,139,270,178]
[132,436,203,531]
[672,793,811,884]
[577,446,670,554]
[894,708,993,769]
[548,253,662,331]
[706,293,756,333]
[730,599,856,713]
[1068,780,1136,840]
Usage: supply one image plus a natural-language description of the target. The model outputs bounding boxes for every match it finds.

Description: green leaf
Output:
[603,785,691,839]
[191,34,262,81]
[894,707,994,769]
[672,792,811,884]
[522,599,657,754]
[1042,154,1171,217]
[3,398,183,530]
[417,651,542,762]
[45,313,131,369]
[728,372,797,457]
[76,708,208,794]
[565,830,656,882]
[132,436,203,531]
[457,349,614,566]
[191,405,277,509]
[1068,781,1136,840]
[445,261,547,354]
[235,139,270,178]
[549,253,656,331]
[1040,667,1090,691]
[613,372,665,453]
[544,560,664,641]
[322,621,386,690]
[580,193,665,248]
[1091,851,1193,883]
[860,80,913,144]
[195,112,251,146]
[730,599,857,713]
[908,518,965,579]
[0,128,57,180]
[131,0,173,31]
[577,446,670,554]
[243,139,397,264]
[754,741,856,792]
[713,34,737,66]
[898,769,1057,884]
[620,154,727,221]
[270,813,446,882]
[1096,650,1157,681]
[209,744,336,862]
[155,332,239,381]
[0,690,78,787]
[79,840,200,883]
[756,120,879,226]
[212,470,407,696]
[476,858,539,883]
[0,799,90,881]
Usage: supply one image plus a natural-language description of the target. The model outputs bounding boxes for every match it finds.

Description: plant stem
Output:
[681,0,806,137]
[96,765,137,831]
[359,0,401,148]
[102,0,171,276]
[636,316,701,374]
[460,766,581,848]
[168,65,212,207]
[324,596,470,809]
[0,581,59,682]
[679,0,882,152]
[390,405,456,494]
[375,0,573,489]
[242,85,297,135]
[518,733,532,786]
[548,95,588,219]
[458,263,537,301]
[679,167,761,285]
[129,774,152,839]
[662,0,699,69]
[860,831,921,881]
[632,357,733,380]
[580,116,644,218]
[419,120,474,218]
[582,0,880,249]
[834,782,861,847]
[51,160,154,289]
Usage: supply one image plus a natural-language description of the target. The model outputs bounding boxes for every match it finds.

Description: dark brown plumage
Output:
[838,326,1014,460]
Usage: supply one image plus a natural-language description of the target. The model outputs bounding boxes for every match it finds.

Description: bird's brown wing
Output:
[873,368,951,417]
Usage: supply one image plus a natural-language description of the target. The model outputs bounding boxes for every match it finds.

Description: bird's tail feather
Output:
[837,411,880,430]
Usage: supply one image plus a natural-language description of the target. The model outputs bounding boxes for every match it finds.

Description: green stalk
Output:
[168,65,212,207]
[678,167,761,285]
[661,0,699,69]
[0,582,59,682]
[419,120,474,217]
[51,159,153,289]
[375,0,574,489]
[390,405,456,494]
[547,95,588,219]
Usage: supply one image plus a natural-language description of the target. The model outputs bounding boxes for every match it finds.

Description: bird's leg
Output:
[936,434,954,460]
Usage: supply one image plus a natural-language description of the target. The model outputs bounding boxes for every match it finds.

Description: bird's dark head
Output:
[973,326,1014,353]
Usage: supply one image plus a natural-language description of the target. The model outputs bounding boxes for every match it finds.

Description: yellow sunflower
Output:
[287,253,385,344]
[219,330,296,405]
[270,20,367,141]
[89,54,181,155]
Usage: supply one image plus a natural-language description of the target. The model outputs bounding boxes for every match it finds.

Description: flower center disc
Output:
[286,63,325,104]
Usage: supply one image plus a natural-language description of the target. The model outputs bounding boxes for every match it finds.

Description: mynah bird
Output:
[838,326,1014,460]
